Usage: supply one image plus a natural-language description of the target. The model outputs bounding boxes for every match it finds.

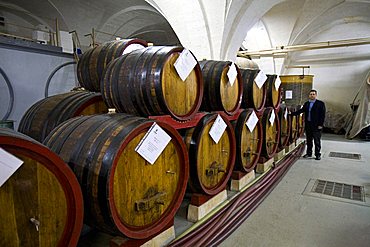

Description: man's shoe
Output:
[315,156,321,160]
[303,154,312,158]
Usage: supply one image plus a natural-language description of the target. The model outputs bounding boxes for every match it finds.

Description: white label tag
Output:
[209,114,227,144]
[227,63,237,86]
[135,123,172,165]
[255,70,267,89]
[0,148,24,187]
[269,110,276,126]
[174,49,197,81]
[285,90,293,99]
[284,108,288,120]
[275,77,281,90]
[122,44,146,55]
[246,110,259,132]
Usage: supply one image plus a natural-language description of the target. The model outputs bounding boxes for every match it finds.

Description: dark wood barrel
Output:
[18,91,108,142]
[287,106,299,143]
[77,39,148,92]
[240,69,266,113]
[43,114,189,239]
[183,113,236,195]
[277,104,291,149]
[259,107,280,162]
[199,60,242,115]
[0,128,83,247]
[233,109,263,172]
[101,46,203,121]
[265,74,282,109]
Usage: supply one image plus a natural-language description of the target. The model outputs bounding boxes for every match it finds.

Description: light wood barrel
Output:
[77,39,148,92]
[18,91,108,142]
[265,74,282,109]
[233,109,263,172]
[277,104,291,149]
[101,46,203,121]
[259,107,280,161]
[296,105,305,138]
[240,69,266,112]
[44,114,189,239]
[199,60,242,115]
[184,113,236,195]
[0,128,83,247]
[287,106,299,143]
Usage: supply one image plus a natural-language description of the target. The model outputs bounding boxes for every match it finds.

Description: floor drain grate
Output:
[329,152,361,160]
[311,179,365,202]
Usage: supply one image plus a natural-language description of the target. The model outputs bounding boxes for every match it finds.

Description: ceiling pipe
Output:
[238,37,370,58]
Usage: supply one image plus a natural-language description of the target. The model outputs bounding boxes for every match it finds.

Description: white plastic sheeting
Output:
[345,71,370,139]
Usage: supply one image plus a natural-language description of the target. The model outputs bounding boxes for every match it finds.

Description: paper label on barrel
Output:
[209,114,227,144]
[0,148,24,187]
[285,90,293,99]
[135,123,172,165]
[227,63,237,86]
[284,108,288,120]
[255,70,267,89]
[269,110,276,126]
[275,77,281,90]
[246,110,259,132]
[122,44,146,55]
[174,49,197,81]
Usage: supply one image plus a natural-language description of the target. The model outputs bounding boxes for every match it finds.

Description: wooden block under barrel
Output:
[256,158,274,173]
[187,190,227,223]
[230,170,256,191]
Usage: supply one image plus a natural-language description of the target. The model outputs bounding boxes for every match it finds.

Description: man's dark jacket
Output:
[292,100,326,127]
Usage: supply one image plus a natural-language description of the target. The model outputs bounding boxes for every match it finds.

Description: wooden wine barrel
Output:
[77,39,148,92]
[18,91,108,142]
[287,106,299,143]
[0,128,83,247]
[265,74,282,109]
[101,46,203,121]
[297,105,305,138]
[277,104,291,149]
[233,109,263,172]
[240,69,266,112]
[183,113,236,195]
[43,114,189,239]
[199,60,242,115]
[259,107,280,162]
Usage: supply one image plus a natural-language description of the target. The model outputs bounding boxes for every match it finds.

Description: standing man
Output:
[291,89,326,160]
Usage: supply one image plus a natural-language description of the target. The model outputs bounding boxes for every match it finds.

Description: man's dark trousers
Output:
[305,122,321,157]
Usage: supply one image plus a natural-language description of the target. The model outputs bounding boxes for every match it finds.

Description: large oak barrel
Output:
[18,91,108,142]
[183,113,236,195]
[280,75,313,106]
[265,74,282,109]
[77,39,148,92]
[199,60,242,115]
[0,128,83,247]
[233,109,263,172]
[43,114,189,239]
[259,107,280,162]
[101,46,203,121]
[277,104,291,149]
[287,106,298,143]
[240,69,266,113]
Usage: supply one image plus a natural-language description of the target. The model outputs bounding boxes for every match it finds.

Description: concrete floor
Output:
[220,134,370,247]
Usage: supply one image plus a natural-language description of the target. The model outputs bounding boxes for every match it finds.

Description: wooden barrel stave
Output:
[234,109,263,172]
[43,114,189,239]
[0,128,83,247]
[265,74,282,109]
[184,113,236,195]
[18,91,108,142]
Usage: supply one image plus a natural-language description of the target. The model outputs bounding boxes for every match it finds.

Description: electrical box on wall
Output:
[32,25,50,44]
